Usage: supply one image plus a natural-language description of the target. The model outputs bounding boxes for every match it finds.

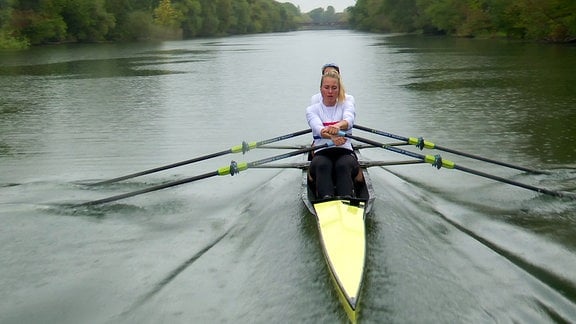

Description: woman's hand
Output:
[320,125,346,146]
[331,135,347,146]
[321,124,341,137]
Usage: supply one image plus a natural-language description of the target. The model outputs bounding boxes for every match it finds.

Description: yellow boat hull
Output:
[314,199,367,323]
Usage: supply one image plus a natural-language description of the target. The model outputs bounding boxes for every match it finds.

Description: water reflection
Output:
[377,35,576,164]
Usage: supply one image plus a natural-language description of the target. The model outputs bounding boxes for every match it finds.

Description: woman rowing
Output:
[306,70,360,199]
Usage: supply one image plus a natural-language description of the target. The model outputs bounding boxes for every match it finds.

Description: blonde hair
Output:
[320,71,346,103]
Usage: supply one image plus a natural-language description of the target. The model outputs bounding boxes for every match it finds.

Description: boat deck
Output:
[300,150,373,323]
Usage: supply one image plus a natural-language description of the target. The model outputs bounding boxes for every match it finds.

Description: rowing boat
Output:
[76,124,573,323]
[301,148,374,323]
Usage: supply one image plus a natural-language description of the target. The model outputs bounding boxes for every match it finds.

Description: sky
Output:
[280,0,356,13]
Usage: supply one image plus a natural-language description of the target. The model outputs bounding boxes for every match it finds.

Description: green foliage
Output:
[0,0,301,48]
[349,0,576,42]
[214,0,232,33]
[123,10,154,41]
[232,0,251,34]
[0,30,30,49]
[3,0,574,46]
[511,0,576,42]
[60,0,115,42]
[349,0,388,32]
[305,6,347,27]
[154,0,181,28]
[176,0,202,37]
[0,0,25,48]
[381,0,418,32]
[10,7,67,44]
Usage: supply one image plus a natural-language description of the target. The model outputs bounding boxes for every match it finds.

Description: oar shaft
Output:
[255,129,311,146]
[345,133,576,200]
[90,129,312,186]
[91,150,231,185]
[454,164,572,199]
[346,134,454,168]
[354,124,409,142]
[433,144,543,174]
[77,143,324,206]
[353,124,545,174]
[78,171,220,206]
[212,143,329,175]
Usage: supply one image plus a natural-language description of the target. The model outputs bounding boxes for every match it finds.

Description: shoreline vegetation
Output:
[1,0,574,50]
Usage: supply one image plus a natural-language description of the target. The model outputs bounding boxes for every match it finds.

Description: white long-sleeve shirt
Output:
[306,99,355,152]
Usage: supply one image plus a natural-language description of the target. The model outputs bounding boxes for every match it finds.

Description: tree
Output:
[230,0,250,34]
[0,0,30,48]
[60,0,115,42]
[154,0,180,28]
[198,0,219,36]
[214,0,232,33]
[177,0,202,38]
[513,0,576,42]
[349,0,576,42]
[0,0,309,48]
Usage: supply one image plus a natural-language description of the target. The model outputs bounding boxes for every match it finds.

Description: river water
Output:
[1,30,576,323]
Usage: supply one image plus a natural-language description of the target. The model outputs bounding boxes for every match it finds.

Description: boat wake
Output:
[361,166,576,322]
[108,169,304,322]
[121,226,233,316]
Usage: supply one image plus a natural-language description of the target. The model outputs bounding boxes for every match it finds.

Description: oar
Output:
[353,124,546,174]
[343,132,576,200]
[89,129,312,186]
[75,143,328,207]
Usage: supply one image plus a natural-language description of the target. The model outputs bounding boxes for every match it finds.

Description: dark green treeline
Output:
[348,0,576,42]
[0,0,308,49]
[3,0,574,50]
